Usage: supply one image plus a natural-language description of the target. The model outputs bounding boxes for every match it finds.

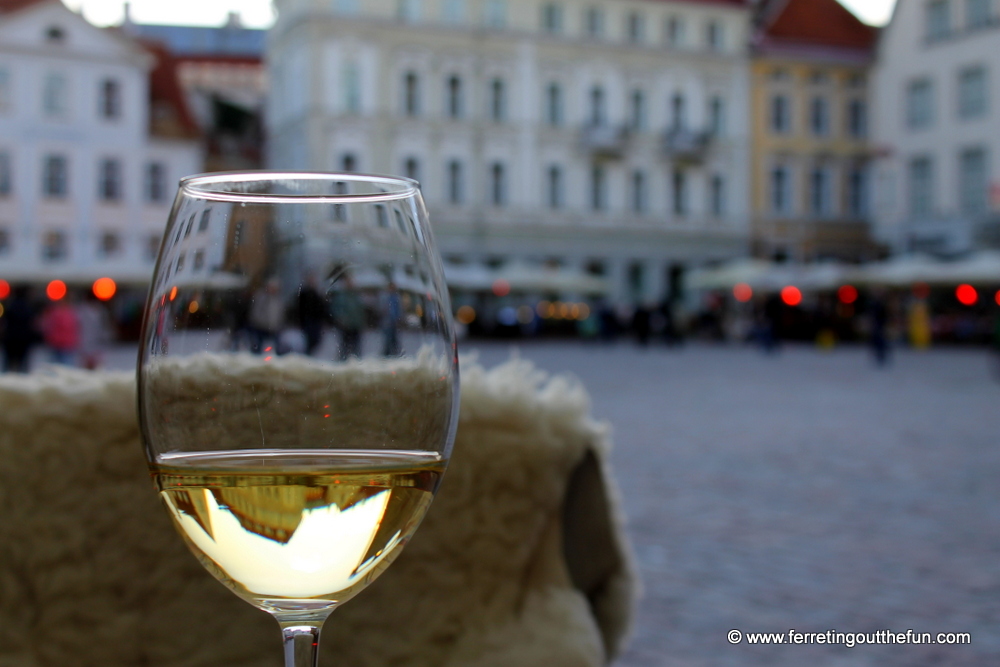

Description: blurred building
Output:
[872,0,1000,256]
[749,0,880,263]
[0,0,201,287]
[124,10,267,171]
[267,0,752,304]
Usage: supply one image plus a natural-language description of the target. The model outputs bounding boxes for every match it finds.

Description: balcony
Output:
[579,124,628,159]
[661,127,711,164]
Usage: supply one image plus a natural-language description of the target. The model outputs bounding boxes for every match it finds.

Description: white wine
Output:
[153,449,444,614]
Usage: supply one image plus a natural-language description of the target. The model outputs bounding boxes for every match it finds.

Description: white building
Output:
[0,0,201,288]
[872,0,1000,255]
[267,0,752,304]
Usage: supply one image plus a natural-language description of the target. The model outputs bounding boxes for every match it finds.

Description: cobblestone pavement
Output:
[93,339,1000,665]
[466,341,1000,667]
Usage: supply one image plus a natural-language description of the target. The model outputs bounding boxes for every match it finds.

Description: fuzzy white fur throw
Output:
[0,358,636,666]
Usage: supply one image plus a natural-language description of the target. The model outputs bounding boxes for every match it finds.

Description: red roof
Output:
[759,0,877,52]
[141,40,201,139]
[0,0,49,13]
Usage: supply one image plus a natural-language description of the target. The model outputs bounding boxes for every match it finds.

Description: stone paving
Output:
[466,341,1000,667]
[82,339,1000,665]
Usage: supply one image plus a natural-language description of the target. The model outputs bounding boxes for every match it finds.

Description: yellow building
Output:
[750,0,881,263]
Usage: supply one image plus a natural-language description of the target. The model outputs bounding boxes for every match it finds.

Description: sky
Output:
[62,0,897,29]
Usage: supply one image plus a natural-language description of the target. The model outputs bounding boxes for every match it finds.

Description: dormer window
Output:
[46,26,65,43]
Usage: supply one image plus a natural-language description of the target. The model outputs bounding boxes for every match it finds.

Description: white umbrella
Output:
[687,258,772,290]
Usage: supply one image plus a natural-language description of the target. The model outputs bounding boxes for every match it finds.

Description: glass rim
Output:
[180,170,420,204]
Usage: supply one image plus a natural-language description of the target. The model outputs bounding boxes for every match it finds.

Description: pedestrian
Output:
[40,294,80,365]
[331,275,365,360]
[76,290,112,370]
[632,303,651,347]
[248,279,285,354]
[869,290,890,367]
[1,286,38,373]
[381,281,402,357]
[298,275,328,356]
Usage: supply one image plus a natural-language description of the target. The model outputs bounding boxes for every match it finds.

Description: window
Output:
[627,12,644,44]
[403,71,420,116]
[810,97,829,136]
[906,79,934,129]
[341,153,357,172]
[45,25,65,43]
[966,0,992,28]
[194,249,205,271]
[0,69,10,112]
[631,170,646,213]
[447,75,463,118]
[100,231,120,257]
[442,0,465,22]
[546,83,562,125]
[958,66,987,119]
[547,164,562,208]
[671,93,686,130]
[591,165,605,211]
[706,20,723,51]
[489,78,506,121]
[397,0,421,22]
[0,227,9,255]
[959,148,988,215]
[586,7,603,37]
[848,166,868,217]
[627,262,645,299]
[630,90,645,130]
[404,157,420,183]
[42,155,68,197]
[145,162,165,202]
[771,166,790,214]
[198,210,211,232]
[771,94,791,133]
[810,167,831,216]
[847,99,867,137]
[147,234,161,261]
[490,162,506,206]
[927,0,951,40]
[542,3,562,33]
[710,174,725,217]
[42,230,66,261]
[665,16,685,47]
[0,152,11,195]
[708,96,725,135]
[43,73,67,117]
[909,157,934,218]
[99,79,121,119]
[343,62,361,113]
[447,160,463,204]
[484,0,506,27]
[672,170,686,215]
[99,158,122,201]
[589,86,605,126]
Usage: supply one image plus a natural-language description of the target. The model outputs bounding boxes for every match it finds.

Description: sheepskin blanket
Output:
[0,358,635,666]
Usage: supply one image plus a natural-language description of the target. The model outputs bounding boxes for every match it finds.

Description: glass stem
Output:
[281,623,322,667]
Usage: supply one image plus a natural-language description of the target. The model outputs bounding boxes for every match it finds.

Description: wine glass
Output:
[137,172,459,666]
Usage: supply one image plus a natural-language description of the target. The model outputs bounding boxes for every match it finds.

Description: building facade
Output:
[749,0,880,263]
[0,0,201,287]
[872,0,1000,255]
[267,0,752,304]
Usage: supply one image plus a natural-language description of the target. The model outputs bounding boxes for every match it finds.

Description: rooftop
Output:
[756,0,877,56]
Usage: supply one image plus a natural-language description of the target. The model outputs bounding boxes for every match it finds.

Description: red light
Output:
[956,284,978,306]
[491,279,511,297]
[995,290,1000,307]
[780,285,802,307]
[733,283,753,302]
[837,285,858,304]
[46,280,67,301]
[92,277,116,301]
[0,279,9,299]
